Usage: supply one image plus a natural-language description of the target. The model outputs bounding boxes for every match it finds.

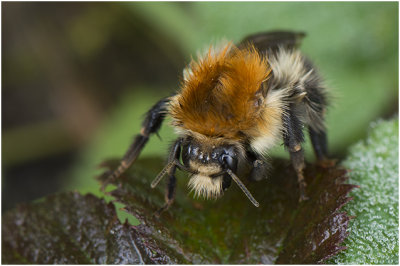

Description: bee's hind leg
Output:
[309,126,327,160]
[309,126,336,168]
[283,105,308,202]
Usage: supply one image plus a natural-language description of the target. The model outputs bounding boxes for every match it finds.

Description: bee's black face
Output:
[177,137,258,206]
[182,140,238,171]
[181,138,239,197]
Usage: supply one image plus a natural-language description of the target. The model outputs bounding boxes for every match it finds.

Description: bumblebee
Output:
[108,31,330,213]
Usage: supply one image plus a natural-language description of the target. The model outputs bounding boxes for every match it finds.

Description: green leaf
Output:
[329,118,399,264]
[99,158,354,264]
[2,192,186,264]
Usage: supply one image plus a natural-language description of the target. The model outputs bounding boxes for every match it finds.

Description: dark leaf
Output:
[99,157,355,264]
[2,158,354,264]
[2,192,186,264]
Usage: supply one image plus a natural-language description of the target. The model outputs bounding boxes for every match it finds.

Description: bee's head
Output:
[181,137,240,199]
[151,136,259,207]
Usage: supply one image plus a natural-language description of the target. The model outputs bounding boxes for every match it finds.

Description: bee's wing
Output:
[238,31,306,52]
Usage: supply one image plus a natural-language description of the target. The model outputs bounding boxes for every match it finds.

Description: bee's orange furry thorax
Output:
[170,43,271,140]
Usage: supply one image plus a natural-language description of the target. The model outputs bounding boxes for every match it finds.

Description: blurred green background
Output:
[2,2,398,210]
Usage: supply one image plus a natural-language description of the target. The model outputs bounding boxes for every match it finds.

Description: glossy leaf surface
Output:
[99,158,354,264]
[2,159,353,264]
[2,192,186,264]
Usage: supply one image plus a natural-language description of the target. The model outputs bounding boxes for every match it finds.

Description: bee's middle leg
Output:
[283,105,308,201]
[289,147,308,202]
[104,97,170,190]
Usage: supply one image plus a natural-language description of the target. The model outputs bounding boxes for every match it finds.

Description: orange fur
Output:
[170,43,271,140]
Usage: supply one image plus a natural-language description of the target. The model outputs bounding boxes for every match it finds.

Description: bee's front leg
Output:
[246,150,269,181]
[154,168,177,218]
[154,138,182,217]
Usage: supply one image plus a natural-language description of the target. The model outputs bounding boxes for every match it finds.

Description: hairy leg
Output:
[283,105,308,201]
[105,97,170,187]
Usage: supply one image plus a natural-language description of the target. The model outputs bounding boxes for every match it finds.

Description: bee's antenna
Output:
[225,169,260,207]
[151,161,175,188]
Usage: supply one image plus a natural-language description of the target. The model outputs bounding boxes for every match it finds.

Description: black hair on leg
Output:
[105,97,170,186]
[309,126,328,161]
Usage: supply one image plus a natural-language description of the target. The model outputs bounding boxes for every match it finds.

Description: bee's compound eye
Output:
[220,154,237,171]
[222,154,232,166]
[191,146,199,156]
